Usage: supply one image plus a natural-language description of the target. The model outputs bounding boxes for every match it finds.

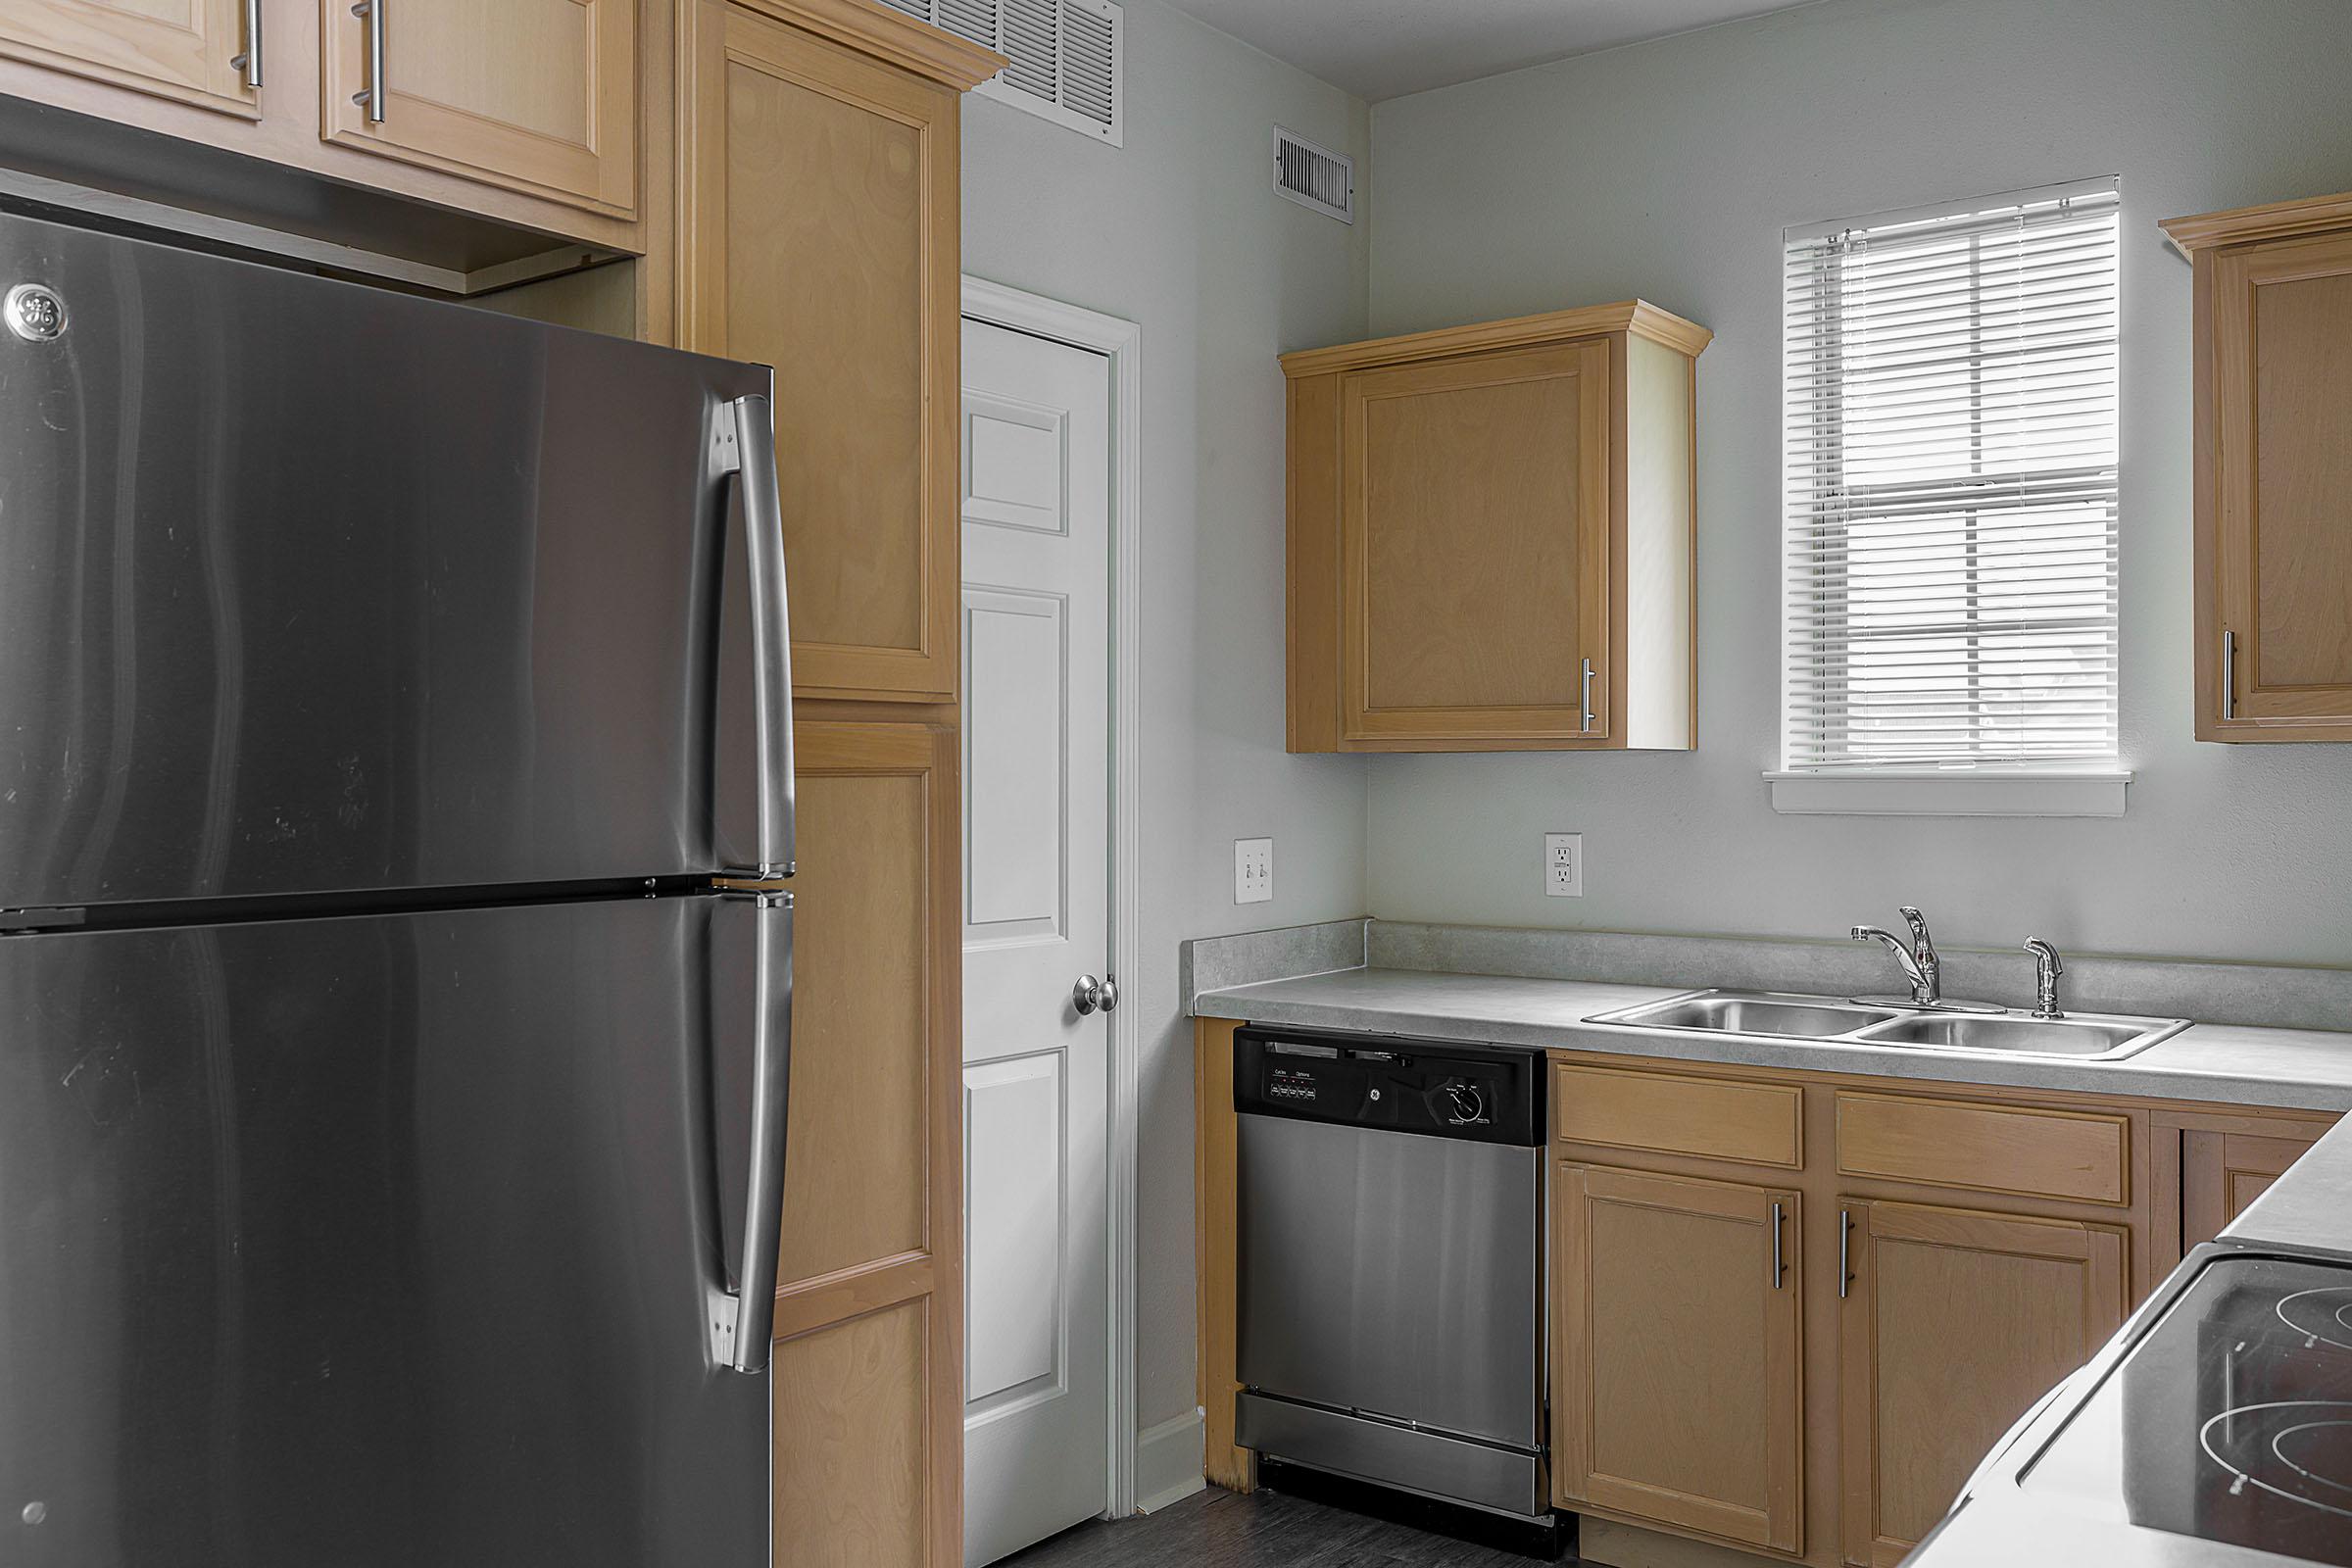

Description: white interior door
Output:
[959,316,1114,1566]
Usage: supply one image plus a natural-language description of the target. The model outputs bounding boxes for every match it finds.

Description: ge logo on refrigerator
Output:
[6,283,66,342]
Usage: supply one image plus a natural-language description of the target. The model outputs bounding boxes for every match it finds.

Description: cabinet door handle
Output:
[1838,1207,1852,1298]
[352,0,387,122]
[230,0,262,87]
[1580,658,1596,733]
[2221,629,2236,721]
[1770,1200,1786,1290]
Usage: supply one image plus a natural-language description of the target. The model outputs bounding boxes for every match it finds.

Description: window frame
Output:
[1771,177,2131,818]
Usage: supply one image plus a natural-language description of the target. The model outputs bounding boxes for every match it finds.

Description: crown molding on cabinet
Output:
[1277,298,1713,379]
[2160,187,2352,257]
[728,0,1009,90]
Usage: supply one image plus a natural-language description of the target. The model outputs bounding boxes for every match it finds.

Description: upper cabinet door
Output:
[679,0,963,704]
[0,0,258,116]
[320,0,638,216]
[2206,229,2352,737]
[1340,338,1614,748]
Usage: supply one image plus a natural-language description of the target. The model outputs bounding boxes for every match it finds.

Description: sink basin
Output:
[1600,993,1896,1038]
[1851,1011,2184,1060]
[1587,989,2189,1061]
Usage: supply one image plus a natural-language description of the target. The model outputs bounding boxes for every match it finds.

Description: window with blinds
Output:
[1782,177,2121,775]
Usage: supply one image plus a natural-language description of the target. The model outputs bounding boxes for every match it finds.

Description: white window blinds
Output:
[1782,177,2121,772]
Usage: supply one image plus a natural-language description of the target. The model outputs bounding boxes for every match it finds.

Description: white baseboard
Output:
[1133,1410,1205,1514]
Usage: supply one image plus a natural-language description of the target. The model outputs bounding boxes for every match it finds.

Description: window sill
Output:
[1764,769,2132,818]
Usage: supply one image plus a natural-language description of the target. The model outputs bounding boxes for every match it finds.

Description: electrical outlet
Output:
[1235,837,1274,905]
[1544,833,1584,898]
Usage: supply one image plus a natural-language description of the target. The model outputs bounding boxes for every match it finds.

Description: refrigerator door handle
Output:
[717,392,796,878]
[710,890,794,1373]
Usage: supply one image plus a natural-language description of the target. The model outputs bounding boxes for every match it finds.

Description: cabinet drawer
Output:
[1836,1092,2129,1205]
[1552,1063,1802,1169]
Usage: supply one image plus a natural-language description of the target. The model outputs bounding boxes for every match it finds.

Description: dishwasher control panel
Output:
[1232,1027,1541,1146]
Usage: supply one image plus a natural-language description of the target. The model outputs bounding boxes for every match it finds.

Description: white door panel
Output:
[960,317,1113,1567]
[963,589,1066,942]
[964,1051,1066,1411]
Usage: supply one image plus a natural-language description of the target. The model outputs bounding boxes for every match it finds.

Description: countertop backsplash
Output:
[1186,918,2352,1036]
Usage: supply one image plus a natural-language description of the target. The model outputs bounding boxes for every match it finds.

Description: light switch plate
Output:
[1235,837,1274,905]
[1544,833,1584,898]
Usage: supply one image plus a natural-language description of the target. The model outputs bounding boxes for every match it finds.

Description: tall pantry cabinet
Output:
[671,2,1003,1564]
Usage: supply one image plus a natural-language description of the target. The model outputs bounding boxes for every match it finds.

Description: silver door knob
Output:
[1072,973,1119,1015]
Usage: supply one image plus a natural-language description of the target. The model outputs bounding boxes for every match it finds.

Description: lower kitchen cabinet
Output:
[1198,1049,2335,1568]
[1836,1200,2128,1567]
[1553,1163,1803,1553]
[2161,1110,2337,1264]
[773,718,963,1565]
[774,1298,939,1563]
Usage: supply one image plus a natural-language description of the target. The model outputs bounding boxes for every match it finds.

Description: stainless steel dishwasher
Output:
[1233,1025,1548,1519]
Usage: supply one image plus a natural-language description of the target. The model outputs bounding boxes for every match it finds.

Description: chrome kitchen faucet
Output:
[1849,906,2000,1013]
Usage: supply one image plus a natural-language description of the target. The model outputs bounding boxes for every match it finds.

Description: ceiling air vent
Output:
[879,0,1123,146]
[1274,127,1353,223]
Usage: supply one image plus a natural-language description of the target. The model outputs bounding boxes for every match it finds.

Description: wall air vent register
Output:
[879,0,1123,145]
[1274,126,1353,222]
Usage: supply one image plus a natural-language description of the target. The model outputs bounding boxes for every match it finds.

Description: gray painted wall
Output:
[1364,0,2352,968]
[960,2,1373,1432]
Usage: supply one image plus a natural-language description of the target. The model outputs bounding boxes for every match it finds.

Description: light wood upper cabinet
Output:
[2165,191,2352,742]
[680,0,998,704]
[0,0,259,118]
[1554,1163,1803,1554]
[1838,1200,2128,1567]
[1344,340,1612,746]
[319,0,638,216]
[0,0,655,271]
[1284,302,1707,753]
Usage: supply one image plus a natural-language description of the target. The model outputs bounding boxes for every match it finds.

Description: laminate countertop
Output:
[1193,965,2352,1112]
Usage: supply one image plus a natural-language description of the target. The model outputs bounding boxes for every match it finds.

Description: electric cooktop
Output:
[2020,1252,2352,1564]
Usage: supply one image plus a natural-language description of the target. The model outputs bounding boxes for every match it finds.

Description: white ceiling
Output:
[1159,0,1823,102]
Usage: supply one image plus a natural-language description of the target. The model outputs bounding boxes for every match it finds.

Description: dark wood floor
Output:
[998,1485,1574,1567]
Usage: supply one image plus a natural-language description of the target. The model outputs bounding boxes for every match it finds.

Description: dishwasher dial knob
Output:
[1443,1081,1486,1125]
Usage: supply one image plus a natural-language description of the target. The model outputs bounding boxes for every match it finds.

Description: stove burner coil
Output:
[2200,1401,2352,1520]
[2276,1288,2352,1353]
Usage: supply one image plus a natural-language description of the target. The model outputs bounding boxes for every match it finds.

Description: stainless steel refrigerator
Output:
[0,209,793,1566]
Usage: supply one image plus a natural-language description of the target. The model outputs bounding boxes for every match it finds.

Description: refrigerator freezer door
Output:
[0,894,770,1567]
[0,211,782,908]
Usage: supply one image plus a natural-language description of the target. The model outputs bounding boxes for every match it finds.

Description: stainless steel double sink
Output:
[1586,989,2190,1061]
